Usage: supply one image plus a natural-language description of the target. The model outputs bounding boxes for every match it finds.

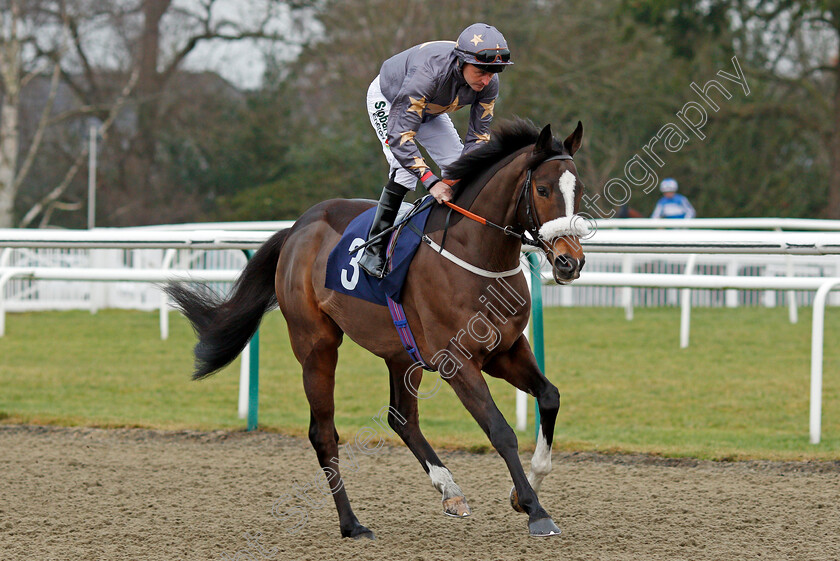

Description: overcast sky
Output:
[176,0,321,89]
[182,39,298,90]
[19,0,322,90]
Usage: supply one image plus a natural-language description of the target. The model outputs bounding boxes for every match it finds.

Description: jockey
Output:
[359,22,514,278]
[651,178,696,219]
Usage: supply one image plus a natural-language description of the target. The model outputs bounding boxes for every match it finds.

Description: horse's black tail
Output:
[165,228,291,380]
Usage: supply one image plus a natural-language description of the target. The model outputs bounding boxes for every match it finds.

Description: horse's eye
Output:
[536,186,548,197]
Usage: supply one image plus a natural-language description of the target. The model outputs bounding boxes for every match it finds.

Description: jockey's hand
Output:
[430,181,453,204]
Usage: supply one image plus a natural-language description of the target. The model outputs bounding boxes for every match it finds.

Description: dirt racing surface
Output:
[1,425,839,561]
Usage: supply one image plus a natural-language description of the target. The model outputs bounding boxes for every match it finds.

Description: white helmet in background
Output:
[660,178,678,193]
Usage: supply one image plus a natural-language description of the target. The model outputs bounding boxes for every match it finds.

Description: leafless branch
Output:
[14,61,62,191]
[65,11,98,95]
[20,57,51,88]
[39,199,82,228]
[18,68,139,228]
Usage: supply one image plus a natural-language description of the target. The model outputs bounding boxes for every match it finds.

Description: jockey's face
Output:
[462,63,494,92]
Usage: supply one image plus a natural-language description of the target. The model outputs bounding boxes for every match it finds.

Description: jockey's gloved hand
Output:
[430,180,455,204]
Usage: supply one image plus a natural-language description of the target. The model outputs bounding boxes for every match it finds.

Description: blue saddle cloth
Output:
[325,200,432,306]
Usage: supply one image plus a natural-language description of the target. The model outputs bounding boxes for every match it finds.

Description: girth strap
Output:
[386,296,436,371]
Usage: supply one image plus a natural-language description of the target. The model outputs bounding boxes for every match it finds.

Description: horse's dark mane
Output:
[426,119,563,234]
[445,118,559,186]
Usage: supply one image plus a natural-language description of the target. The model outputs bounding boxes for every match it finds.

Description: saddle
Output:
[325,196,434,306]
[325,197,436,369]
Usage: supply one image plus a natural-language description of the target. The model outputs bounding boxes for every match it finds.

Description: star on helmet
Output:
[454,23,514,67]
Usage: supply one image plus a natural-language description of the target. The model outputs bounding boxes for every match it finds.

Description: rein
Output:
[443,200,523,241]
[423,153,575,278]
[443,153,574,249]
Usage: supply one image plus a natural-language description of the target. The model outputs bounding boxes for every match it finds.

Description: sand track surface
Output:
[2,425,839,560]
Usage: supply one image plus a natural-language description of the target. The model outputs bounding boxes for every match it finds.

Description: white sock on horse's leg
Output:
[428,462,471,517]
[427,462,465,499]
[527,426,552,494]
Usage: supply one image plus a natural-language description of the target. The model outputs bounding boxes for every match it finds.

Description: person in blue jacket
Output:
[651,178,696,219]
[359,22,514,278]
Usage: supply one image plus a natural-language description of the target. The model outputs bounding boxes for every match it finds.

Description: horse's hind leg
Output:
[483,335,560,516]
[290,317,375,540]
[385,359,471,517]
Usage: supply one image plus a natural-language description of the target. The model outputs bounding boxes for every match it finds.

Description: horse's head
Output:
[519,123,588,284]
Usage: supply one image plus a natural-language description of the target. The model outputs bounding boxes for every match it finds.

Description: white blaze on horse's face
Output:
[538,171,591,240]
[559,170,576,219]
[535,168,588,284]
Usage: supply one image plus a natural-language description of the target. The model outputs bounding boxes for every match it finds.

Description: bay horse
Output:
[166,119,588,539]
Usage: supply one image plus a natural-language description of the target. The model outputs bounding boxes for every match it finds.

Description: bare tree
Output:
[0,1,25,227]
[0,0,66,227]
[18,68,138,227]
[2,0,315,228]
[111,0,315,225]
[626,0,840,217]
[0,0,136,227]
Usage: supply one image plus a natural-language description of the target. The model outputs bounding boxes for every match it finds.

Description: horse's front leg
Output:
[483,335,560,514]
[386,359,471,518]
[446,360,561,537]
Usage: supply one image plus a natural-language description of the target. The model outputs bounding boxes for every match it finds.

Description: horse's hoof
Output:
[347,526,376,540]
[529,517,562,537]
[442,495,472,517]
[509,486,526,513]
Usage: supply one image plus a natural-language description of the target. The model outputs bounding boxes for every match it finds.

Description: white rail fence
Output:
[5,240,840,313]
[2,220,840,443]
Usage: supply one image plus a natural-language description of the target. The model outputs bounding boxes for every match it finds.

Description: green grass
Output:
[1,307,838,460]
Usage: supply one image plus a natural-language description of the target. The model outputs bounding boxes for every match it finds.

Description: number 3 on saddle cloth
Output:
[325,197,436,371]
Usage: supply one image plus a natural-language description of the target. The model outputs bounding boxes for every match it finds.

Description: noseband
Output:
[515,154,574,248]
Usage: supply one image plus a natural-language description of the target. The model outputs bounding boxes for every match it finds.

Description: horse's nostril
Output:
[579,256,585,271]
[554,255,574,273]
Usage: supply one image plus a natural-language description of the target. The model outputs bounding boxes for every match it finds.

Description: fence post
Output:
[680,255,697,349]
[243,249,260,432]
[528,252,545,440]
[239,344,250,419]
[622,254,634,320]
[0,269,21,337]
[247,329,260,432]
[809,279,840,444]
[725,260,738,308]
[786,255,798,324]
[159,249,177,340]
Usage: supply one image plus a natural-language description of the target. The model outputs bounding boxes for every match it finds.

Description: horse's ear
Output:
[534,124,553,155]
[563,121,584,156]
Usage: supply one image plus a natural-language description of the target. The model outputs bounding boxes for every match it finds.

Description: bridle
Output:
[515,153,574,249]
[443,153,575,251]
[417,152,578,278]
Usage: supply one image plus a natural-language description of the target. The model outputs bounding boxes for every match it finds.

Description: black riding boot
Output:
[359,180,409,278]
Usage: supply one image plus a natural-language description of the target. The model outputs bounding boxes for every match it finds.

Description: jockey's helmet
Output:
[454,23,514,72]
[660,178,679,193]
